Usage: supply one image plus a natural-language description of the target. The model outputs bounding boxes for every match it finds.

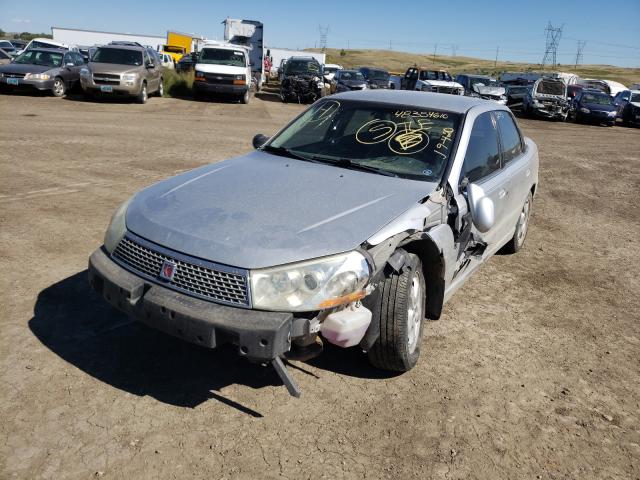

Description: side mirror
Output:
[146,62,155,69]
[65,62,74,68]
[252,134,268,149]
[465,181,495,233]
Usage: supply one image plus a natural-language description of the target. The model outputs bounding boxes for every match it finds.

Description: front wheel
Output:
[136,82,147,104]
[367,253,425,372]
[52,77,66,97]
[503,191,533,254]
[239,89,250,104]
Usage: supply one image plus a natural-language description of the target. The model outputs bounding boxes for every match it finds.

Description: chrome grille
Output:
[113,235,249,307]
[93,73,120,85]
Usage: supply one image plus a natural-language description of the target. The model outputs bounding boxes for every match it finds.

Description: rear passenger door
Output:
[495,110,532,232]
[461,111,511,247]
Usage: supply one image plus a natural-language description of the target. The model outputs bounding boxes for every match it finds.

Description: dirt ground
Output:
[0,90,639,480]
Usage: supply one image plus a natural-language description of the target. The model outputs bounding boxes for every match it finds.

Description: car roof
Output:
[22,47,67,53]
[99,44,144,52]
[581,88,608,94]
[331,90,502,114]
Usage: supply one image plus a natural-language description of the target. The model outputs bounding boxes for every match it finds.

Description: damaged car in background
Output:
[455,74,507,104]
[280,56,325,103]
[522,76,569,121]
[401,67,464,95]
[88,90,538,397]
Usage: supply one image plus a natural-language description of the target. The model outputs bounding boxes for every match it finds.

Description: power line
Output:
[574,40,586,68]
[542,21,563,68]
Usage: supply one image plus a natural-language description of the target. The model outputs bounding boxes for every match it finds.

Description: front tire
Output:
[240,89,250,104]
[503,191,533,254]
[136,82,147,104]
[367,253,425,372]
[52,77,66,97]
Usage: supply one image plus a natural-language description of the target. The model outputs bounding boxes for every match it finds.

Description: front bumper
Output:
[530,102,568,119]
[193,81,247,95]
[0,76,55,91]
[88,247,294,361]
[81,77,142,96]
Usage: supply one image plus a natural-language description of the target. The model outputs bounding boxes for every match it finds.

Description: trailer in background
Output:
[51,26,164,50]
[162,31,203,63]
[223,18,265,91]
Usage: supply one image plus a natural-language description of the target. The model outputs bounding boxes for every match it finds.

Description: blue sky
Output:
[2,0,639,67]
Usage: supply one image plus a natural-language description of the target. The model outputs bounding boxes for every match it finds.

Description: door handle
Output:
[498,189,507,199]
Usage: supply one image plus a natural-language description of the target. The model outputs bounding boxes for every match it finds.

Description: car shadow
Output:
[28,270,288,416]
[306,342,401,380]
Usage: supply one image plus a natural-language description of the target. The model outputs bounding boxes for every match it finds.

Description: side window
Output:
[462,112,500,183]
[495,111,523,164]
[74,53,84,66]
[63,53,72,65]
[143,50,150,65]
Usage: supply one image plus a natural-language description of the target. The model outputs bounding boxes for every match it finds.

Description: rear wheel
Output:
[52,77,66,97]
[157,78,164,97]
[503,191,533,254]
[367,253,425,372]
[136,82,147,104]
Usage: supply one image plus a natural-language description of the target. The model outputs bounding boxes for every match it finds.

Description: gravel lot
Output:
[1,92,639,480]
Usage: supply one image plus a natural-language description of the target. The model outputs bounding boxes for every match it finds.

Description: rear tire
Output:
[52,77,66,97]
[157,78,164,97]
[503,191,533,254]
[367,253,425,372]
[136,82,147,104]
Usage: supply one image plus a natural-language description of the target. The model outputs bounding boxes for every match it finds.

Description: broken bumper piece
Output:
[88,247,302,396]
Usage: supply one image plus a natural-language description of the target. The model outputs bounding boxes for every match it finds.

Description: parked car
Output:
[80,43,163,103]
[0,40,17,57]
[580,79,626,97]
[176,52,196,73]
[455,74,506,104]
[20,38,69,54]
[0,48,84,96]
[505,85,530,109]
[323,63,342,82]
[277,58,287,82]
[401,67,463,95]
[0,49,12,65]
[77,46,98,63]
[358,66,390,89]
[280,56,325,103]
[88,90,538,397]
[193,43,252,104]
[159,52,174,69]
[613,89,640,126]
[522,77,569,121]
[9,39,27,51]
[330,69,367,94]
[629,83,640,91]
[569,89,617,126]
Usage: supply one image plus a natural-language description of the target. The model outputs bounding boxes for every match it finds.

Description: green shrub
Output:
[162,69,194,98]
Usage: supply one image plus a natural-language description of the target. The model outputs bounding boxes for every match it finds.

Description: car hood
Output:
[194,64,246,75]
[88,62,143,74]
[125,151,436,269]
[475,85,506,96]
[583,102,616,112]
[0,63,51,74]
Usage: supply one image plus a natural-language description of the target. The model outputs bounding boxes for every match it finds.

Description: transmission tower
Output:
[451,44,458,57]
[574,40,586,69]
[318,25,329,52]
[541,21,563,68]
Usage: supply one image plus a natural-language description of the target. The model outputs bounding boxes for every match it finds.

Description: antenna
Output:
[574,40,586,69]
[318,25,329,52]
[541,21,563,68]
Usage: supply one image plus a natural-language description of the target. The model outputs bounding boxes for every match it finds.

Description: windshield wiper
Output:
[262,145,320,163]
[308,156,398,177]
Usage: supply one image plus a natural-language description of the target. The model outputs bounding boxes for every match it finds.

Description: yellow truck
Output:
[161,31,193,63]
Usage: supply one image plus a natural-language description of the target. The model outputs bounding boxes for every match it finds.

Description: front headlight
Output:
[104,198,131,254]
[80,67,90,77]
[122,73,137,83]
[24,73,50,80]
[580,107,590,113]
[607,110,617,116]
[250,251,371,311]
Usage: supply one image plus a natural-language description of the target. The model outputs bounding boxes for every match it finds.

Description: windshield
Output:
[630,93,640,103]
[582,93,613,105]
[536,80,565,96]
[324,67,339,74]
[285,59,321,75]
[0,41,14,50]
[199,48,245,67]
[92,48,143,66]
[470,77,499,88]
[267,99,461,181]
[367,69,389,81]
[13,50,63,67]
[340,71,365,81]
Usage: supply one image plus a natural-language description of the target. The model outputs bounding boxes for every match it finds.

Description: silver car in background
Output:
[88,91,538,396]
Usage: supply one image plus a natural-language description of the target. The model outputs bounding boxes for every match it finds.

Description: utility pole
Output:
[494,46,499,67]
[389,39,392,50]
[318,25,329,52]
[451,44,458,57]
[574,40,586,69]
[433,43,438,63]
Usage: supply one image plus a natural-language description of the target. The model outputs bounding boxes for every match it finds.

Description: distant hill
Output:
[307,48,639,86]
